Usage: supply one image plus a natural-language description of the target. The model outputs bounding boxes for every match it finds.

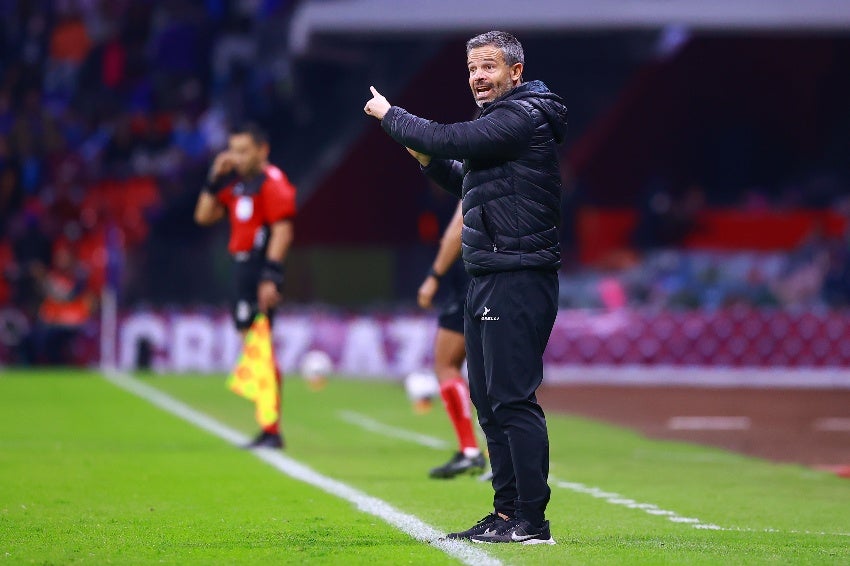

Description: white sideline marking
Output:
[553,478,850,537]
[813,418,850,432]
[102,372,501,566]
[552,479,723,531]
[338,410,451,450]
[339,411,850,539]
[667,416,751,431]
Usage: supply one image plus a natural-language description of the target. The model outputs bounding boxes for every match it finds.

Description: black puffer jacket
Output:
[381,80,568,276]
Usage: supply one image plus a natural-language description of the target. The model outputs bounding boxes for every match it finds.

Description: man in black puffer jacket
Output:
[365,31,567,545]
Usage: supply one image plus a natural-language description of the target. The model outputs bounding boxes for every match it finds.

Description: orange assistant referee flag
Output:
[226,314,279,428]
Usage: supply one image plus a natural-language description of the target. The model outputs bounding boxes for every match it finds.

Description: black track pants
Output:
[465,269,558,528]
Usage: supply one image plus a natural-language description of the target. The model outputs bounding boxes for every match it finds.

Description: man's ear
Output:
[511,62,523,84]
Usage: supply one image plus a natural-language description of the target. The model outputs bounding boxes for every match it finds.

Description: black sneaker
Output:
[444,513,505,540]
[429,452,486,479]
[243,431,284,449]
[471,518,556,545]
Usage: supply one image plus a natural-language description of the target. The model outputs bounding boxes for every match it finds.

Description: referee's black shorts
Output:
[232,253,280,331]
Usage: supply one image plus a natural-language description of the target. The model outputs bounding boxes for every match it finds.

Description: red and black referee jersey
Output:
[216,164,297,255]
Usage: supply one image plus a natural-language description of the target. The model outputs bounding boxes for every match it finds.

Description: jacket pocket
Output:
[480,204,498,252]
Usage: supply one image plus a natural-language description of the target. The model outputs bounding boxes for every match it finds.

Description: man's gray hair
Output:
[466,31,524,67]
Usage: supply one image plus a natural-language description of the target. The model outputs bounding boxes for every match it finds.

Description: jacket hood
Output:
[486,80,568,144]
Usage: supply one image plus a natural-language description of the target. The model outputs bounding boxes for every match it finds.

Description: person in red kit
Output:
[194,123,296,449]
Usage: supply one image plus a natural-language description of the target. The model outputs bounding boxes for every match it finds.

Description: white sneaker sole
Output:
[521,537,556,545]
[471,537,557,545]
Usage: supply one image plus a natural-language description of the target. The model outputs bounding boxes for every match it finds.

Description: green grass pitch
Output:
[1,368,848,564]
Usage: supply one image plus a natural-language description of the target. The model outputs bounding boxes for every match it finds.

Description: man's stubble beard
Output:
[472,78,519,108]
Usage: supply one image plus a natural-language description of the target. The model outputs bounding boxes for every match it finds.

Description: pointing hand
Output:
[364,86,391,120]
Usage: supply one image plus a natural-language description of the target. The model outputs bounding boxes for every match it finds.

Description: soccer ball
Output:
[299,350,333,391]
[404,371,439,414]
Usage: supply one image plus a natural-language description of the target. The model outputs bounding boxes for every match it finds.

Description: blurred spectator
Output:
[211,16,256,93]
[6,211,53,317]
[17,12,50,76]
[822,240,850,306]
[17,139,43,196]
[172,111,208,162]
[770,224,831,307]
[822,201,850,306]
[26,244,95,365]
[49,11,93,64]
[632,179,706,250]
[101,116,135,175]
[598,277,627,311]
[0,138,21,232]
[45,8,92,106]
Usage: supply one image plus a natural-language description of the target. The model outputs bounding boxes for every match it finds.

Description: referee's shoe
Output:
[244,431,284,449]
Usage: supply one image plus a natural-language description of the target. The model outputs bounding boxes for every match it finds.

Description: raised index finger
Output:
[370,85,380,97]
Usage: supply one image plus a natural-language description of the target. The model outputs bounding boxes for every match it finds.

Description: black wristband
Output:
[202,176,228,195]
[428,267,443,280]
[260,260,285,286]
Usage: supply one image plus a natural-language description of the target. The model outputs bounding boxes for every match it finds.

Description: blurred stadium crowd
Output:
[1,1,850,366]
[0,0,301,362]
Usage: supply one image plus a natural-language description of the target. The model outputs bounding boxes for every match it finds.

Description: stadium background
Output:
[1,1,850,465]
